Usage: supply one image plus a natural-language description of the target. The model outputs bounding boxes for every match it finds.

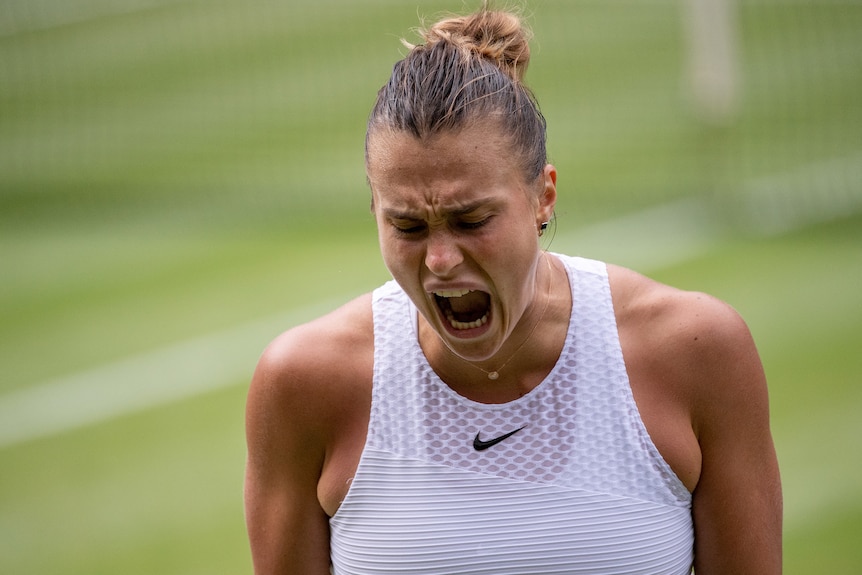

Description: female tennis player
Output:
[244,3,782,573]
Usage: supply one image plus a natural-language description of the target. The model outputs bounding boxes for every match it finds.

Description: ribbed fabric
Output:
[330,255,694,574]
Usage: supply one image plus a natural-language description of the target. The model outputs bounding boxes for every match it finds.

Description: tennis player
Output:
[244,3,782,573]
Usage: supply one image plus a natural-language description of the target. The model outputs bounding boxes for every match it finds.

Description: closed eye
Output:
[387,214,492,236]
[390,221,426,236]
[457,216,492,231]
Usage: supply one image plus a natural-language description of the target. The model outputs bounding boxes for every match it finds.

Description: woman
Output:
[244,4,782,574]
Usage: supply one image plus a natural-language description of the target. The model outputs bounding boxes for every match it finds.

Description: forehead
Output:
[367,125,528,214]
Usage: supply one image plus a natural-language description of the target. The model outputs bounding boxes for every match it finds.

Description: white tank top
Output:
[329,255,693,574]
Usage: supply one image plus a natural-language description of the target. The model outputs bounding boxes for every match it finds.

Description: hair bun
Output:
[418,5,532,82]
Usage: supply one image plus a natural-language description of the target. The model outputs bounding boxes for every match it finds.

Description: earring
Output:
[539,221,549,237]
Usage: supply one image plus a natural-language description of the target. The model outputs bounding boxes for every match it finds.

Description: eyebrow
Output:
[382,199,496,221]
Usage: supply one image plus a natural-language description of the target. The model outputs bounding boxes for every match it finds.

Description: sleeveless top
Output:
[329,255,694,574]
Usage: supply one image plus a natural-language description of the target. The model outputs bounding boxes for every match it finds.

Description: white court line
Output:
[0,300,342,450]
[550,196,727,271]
[740,151,862,236]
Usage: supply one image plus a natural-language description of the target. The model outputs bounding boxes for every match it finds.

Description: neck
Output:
[425,253,566,396]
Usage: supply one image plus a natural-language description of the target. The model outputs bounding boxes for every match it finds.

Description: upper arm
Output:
[244,331,332,575]
[684,298,782,574]
[244,294,373,574]
[609,265,782,572]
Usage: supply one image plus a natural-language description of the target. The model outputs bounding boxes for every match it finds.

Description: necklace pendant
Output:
[487,371,500,380]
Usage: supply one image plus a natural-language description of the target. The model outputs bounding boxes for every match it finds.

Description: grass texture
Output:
[1,1,861,573]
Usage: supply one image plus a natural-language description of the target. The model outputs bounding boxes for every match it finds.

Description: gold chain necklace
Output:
[450,253,553,380]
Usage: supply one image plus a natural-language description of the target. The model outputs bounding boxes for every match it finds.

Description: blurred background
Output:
[1,0,860,573]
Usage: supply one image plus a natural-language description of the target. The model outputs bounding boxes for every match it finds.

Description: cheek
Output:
[378,233,419,279]
[491,233,541,298]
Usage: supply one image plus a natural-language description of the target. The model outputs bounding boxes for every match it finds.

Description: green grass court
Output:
[2,1,861,573]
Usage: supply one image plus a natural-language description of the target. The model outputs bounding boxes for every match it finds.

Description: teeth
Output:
[432,289,488,330]
[434,289,473,298]
[444,309,489,330]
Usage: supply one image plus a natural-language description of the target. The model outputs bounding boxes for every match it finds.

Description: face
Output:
[367,123,557,362]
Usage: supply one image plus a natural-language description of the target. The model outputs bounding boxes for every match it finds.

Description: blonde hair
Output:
[367,2,546,181]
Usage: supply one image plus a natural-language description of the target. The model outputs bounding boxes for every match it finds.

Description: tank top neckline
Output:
[405,252,579,410]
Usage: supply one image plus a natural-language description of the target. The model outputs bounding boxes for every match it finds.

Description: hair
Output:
[366,2,547,182]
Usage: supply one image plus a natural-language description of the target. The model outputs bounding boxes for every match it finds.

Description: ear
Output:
[536,163,557,227]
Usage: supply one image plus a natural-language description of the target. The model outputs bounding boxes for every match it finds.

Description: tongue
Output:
[447,291,489,322]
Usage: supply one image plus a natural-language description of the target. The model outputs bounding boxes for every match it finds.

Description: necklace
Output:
[451,253,553,381]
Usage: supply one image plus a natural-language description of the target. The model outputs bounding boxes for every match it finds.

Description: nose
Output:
[424,229,464,277]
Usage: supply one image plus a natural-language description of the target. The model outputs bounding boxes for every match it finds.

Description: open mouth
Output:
[433,289,491,331]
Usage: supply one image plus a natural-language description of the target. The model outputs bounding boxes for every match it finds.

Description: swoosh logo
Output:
[472,425,526,451]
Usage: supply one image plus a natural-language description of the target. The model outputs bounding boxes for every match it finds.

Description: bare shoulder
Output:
[610,262,748,327]
[256,293,374,385]
[608,264,758,369]
[607,263,768,436]
[247,292,375,444]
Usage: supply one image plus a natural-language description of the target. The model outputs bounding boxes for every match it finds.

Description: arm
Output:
[609,265,782,572]
[687,298,783,574]
[244,294,373,574]
[244,328,332,575]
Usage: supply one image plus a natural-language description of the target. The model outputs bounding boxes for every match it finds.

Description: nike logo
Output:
[472,425,527,451]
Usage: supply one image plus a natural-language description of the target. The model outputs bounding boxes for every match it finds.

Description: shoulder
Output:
[607,263,767,429]
[259,292,374,378]
[608,263,754,354]
[615,260,748,321]
[247,293,375,443]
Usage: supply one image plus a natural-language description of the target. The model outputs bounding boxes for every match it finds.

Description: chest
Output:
[329,447,694,575]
